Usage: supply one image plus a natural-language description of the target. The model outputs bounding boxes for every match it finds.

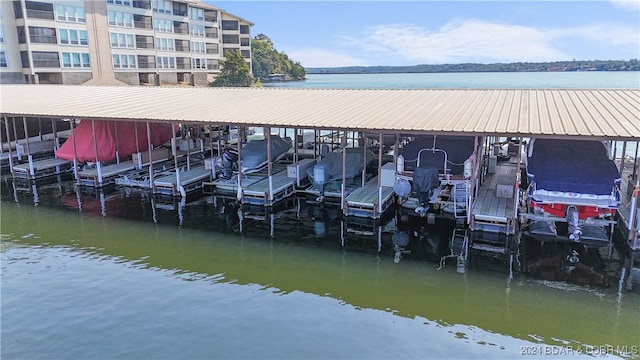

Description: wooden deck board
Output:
[79,161,136,178]
[472,162,518,222]
[13,157,71,172]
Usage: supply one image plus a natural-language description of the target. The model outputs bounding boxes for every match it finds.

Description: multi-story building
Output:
[0,0,252,86]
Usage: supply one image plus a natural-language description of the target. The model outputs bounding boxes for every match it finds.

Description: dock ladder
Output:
[439,228,469,273]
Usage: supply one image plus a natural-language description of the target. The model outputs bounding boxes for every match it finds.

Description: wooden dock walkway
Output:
[78,161,136,187]
[12,157,72,180]
[242,169,296,206]
[153,166,211,196]
[345,176,395,219]
[471,161,519,235]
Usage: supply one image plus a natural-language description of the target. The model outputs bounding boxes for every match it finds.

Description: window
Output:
[189,7,203,20]
[154,37,174,51]
[221,20,238,31]
[59,29,88,46]
[110,32,134,48]
[29,26,57,44]
[61,52,90,68]
[107,0,132,6]
[32,51,59,67]
[240,24,249,34]
[107,10,133,27]
[189,24,204,37]
[152,0,171,14]
[0,51,7,68]
[156,56,175,69]
[153,18,173,33]
[112,54,137,68]
[240,37,249,46]
[190,41,205,53]
[222,34,238,44]
[192,58,206,70]
[55,4,86,23]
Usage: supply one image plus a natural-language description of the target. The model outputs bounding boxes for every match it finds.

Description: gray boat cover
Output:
[413,166,440,205]
[307,147,374,184]
[241,135,292,172]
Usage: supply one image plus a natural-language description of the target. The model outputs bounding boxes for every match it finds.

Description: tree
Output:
[251,34,306,81]
[209,50,253,87]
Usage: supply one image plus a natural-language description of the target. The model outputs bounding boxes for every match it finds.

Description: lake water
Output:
[2,72,640,359]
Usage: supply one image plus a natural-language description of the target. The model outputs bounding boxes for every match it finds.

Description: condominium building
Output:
[0,0,253,86]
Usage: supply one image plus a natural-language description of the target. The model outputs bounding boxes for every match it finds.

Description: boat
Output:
[523,138,621,243]
[394,135,476,217]
[56,120,175,162]
[217,135,292,179]
[306,147,375,196]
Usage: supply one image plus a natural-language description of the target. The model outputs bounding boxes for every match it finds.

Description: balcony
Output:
[136,42,154,49]
[26,9,54,20]
[30,35,57,44]
[204,15,217,22]
[138,61,155,69]
[205,28,218,39]
[133,0,151,9]
[176,63,191,70]
[206,48,219,55]
[33,60,60,68]
[134,20,152,29]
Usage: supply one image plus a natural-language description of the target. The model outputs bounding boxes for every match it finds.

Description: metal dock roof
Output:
[1,85,638,140]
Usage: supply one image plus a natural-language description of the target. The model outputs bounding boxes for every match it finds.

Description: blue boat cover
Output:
[241,135,292,172]
[527,139,620,195]
[401,135,475,174]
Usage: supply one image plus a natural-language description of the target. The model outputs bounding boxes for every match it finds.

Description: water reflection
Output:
[1,178,639,356]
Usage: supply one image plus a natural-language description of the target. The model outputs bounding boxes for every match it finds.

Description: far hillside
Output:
[307,59,639,74]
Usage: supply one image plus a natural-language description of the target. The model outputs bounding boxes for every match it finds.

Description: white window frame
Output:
[189,7,204,21]
[154,37,174,51]
[0,51,7,68]
[190,41,205,54]
[156,56,175,69]
[109,32,135,48]
[189,24,205,37]
[153,18,173,33]
[192,58,207,70]
[107,10,133,28]
[107,0,132,6]
[59,28,88,46]
[112,54,137,69]
[152,0,172,14]
[61,52,90,68]
[55,5,86,23]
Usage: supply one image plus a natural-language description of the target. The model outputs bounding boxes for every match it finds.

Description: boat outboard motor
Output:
[221,147,238,179]
[566,206,582,241]
[413,166,440,216]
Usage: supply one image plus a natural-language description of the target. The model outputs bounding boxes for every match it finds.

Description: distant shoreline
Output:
[306,60,638,74]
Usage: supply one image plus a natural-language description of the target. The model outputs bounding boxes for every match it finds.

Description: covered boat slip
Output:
[1,85,639,271]
[344,176,395,219]
[153,166,212,197]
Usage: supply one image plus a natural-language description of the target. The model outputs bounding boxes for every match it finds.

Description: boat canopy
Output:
[56,120,175,162]
[526,139,620,195]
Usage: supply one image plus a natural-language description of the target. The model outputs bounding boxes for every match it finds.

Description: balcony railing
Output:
[30,36,57,44]
[26,9,54,20]
[174,28,189,35]
[136,42,154,49]
[175,45,190,52]
[206,48,218,55]
[33,60,60,68]
[133,0,151,9]
[138,62,156,69]
[134,21,152,29]
[204,15,217,22]
[176,63,191,70]
[205,29,218,39]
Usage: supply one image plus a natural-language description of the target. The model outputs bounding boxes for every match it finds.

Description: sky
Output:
[211,0,640,68]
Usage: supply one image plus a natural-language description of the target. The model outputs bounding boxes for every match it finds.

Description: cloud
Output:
[335,19,639,65]
[610,0,640,11]
[286,48,368,68]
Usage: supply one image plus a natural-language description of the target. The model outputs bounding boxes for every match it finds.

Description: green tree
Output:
[251,34,306,81]
[209,50,253,87]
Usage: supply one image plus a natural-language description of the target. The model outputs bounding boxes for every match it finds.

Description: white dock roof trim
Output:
[1,85,638,140]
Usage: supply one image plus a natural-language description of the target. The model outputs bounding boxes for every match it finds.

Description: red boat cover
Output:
[56,120,175,162]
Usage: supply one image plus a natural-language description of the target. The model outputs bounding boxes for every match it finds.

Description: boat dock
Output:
[2,85,639,291]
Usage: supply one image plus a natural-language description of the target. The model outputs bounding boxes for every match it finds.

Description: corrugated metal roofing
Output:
[0,85,638,140]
